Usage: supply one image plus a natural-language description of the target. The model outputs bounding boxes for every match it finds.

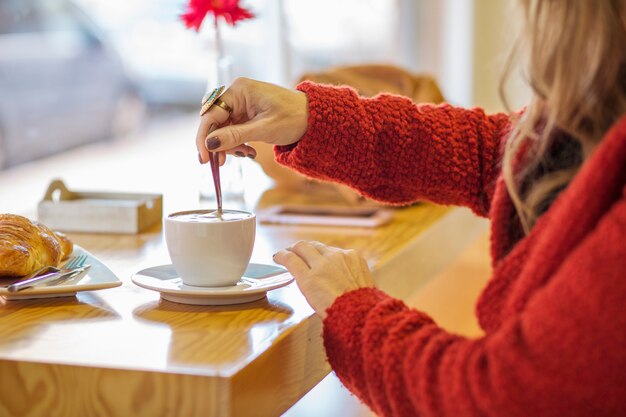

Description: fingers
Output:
[290,241,331,268]
[196,120,214,163]
[228,144,257,159]
[196,85,240,162]
[307,241,335,255]
[196,112,227,163]
[210,147,255,167]
[211,89,236,117]
[203,120,267,153]
[274,241,330,273]
[273,249,310,277]
[201,147,255,166]
[199,127,256,164]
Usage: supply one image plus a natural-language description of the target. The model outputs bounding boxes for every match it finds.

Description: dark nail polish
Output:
[198,153,203,164]
[235,151,245,157]
[247,154,256,159]
[206,137,221,150]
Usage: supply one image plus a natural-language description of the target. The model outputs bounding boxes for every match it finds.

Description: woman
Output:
[196,1,626,416]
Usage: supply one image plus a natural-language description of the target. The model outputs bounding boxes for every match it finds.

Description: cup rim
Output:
[166,209,256,223]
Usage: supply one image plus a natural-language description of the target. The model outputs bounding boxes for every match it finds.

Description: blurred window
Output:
[2,0,413,108]
[0,1,42,34]
[73,0,405,100]
[284,0,400,77]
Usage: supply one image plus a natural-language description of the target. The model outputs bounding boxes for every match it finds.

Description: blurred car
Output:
[0,0,144,169]
[75,0,211,108]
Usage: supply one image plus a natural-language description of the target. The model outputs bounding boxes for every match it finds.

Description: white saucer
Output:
[131,263,294,305]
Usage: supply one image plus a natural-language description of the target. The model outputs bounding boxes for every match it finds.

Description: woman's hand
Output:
[273,241,376,319]
[196,77,309,165]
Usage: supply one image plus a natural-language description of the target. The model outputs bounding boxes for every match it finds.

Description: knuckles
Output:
[276,249,291,258]
[231,76,251,89]
[291,240,310,252]
[229,125,245,147]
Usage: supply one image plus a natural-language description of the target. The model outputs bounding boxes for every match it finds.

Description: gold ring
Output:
[200,101,212,116]
[202,85,224,106]
[199,85,225,116]
[214,97,233,114]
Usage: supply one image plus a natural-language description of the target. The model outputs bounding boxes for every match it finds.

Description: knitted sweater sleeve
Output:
[323,199,626,417]
[274,82,512,216]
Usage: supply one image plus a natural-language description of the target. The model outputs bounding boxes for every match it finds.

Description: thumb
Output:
[204,120,264,152]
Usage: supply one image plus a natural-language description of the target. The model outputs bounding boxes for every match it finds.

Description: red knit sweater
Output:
[275,82,626,417]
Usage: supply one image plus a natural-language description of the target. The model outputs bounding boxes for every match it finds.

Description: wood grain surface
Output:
[0,115,484,417]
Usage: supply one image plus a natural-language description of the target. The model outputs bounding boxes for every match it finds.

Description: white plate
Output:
[0,245,122,301]
[131,263,294,305]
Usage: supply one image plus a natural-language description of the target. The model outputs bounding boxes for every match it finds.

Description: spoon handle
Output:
[208,151,222,213]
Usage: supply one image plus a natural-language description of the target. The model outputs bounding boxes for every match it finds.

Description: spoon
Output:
[208,151,223,215]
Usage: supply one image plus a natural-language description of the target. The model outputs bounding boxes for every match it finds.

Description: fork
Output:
[8,255,90,292]
[22,255,87,279]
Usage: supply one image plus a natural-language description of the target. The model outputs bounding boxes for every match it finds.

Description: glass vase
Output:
[199,53,247,209]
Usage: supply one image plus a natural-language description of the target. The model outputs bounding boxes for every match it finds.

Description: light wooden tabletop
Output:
[0,116,484,417]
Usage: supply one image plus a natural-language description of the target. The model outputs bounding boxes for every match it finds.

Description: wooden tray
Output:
[37,179,162,234]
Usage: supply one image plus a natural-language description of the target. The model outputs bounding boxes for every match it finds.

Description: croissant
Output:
[0,214,73,277]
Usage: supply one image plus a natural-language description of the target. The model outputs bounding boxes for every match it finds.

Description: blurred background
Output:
[0,0,529,170]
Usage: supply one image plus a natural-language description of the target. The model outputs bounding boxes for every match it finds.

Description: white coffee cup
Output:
[164,209,256,287]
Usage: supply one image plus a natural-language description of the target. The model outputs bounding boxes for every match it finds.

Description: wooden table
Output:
[0,116,485,417]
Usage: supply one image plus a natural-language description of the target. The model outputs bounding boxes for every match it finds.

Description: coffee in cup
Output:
[164,209,256,287]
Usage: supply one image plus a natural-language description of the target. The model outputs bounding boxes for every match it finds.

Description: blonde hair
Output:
[501,0,626,232]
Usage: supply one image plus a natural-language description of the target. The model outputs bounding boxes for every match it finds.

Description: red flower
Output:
[181,0,255,31]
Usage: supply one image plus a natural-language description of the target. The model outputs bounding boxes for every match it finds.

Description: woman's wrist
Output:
[288,90,309,145]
